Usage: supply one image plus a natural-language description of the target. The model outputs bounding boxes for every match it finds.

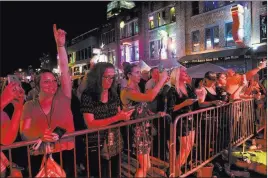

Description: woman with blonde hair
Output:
[166,66,198,176]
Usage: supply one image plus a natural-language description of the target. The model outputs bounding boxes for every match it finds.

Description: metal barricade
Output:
[0,113,171,178]
[169,99,261,178]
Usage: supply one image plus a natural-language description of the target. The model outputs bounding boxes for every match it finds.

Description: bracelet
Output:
[57,45,65,47]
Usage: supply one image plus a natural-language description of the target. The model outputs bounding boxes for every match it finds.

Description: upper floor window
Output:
[192,30,200,52]
[204,1,218,12]
[262,1,267,6]
[192,1,199,16]
[149,16,155,29]
[260,15,267,43]
[205,26,219,50]
[225,22,235,47]
[170,7,176,23]
[120,20,138,39]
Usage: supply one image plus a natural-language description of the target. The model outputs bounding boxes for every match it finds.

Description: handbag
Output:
[100,128,124,160]
[35,154,66,177]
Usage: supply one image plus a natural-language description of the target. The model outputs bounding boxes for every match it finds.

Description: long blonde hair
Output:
[170,66,187,96]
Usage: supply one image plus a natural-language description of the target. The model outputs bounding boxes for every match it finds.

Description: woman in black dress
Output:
[166,67,198,176]
[80,62,134,177]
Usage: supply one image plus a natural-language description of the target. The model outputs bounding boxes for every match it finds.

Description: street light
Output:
[18,68,22,72]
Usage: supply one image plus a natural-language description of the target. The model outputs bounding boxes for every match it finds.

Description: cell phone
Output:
[7,75,21,85]
[53,126,67,139]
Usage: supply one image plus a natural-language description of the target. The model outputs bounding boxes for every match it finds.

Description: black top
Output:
[80,89,120,120]
[216,86,230,102]
[138,78,147,93]
[204,87,218,102]
[167,84,198,119]
[71,91,86,131]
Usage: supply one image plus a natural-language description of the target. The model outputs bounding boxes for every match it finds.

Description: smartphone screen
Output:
[53,126,67,139]
[7,75,21,85]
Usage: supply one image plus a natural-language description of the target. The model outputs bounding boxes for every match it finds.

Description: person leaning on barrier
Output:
[1,83,25,177]
[20,25,75,176]
[80,62,134,177]
[196,71,225,108]
[120,63,167,178]
[166,67,198,177]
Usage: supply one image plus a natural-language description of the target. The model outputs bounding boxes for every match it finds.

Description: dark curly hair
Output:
[85,62,117,100]
[123,63,138,80]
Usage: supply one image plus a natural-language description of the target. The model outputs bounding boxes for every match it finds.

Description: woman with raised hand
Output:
[166,67,197,176]
[120,63,168,177]
[20,24,75,176]
[80,62,134,177]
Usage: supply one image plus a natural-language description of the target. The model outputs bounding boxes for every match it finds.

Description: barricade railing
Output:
[169,99,263,178]
[0,113,172,178]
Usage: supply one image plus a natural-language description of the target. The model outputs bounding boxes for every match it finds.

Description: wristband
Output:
[57,45,65,47]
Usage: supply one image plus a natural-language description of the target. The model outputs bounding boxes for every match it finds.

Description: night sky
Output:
[1,1,109,76]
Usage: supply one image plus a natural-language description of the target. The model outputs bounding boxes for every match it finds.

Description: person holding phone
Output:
[20,25,75,176]
[1,82,25,177]
[166,67,197,176]
[80,62,134,177]
[120,63,168,177]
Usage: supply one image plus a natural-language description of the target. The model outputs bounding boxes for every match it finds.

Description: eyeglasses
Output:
[102,76,115,80]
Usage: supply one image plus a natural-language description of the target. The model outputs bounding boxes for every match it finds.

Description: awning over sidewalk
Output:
[179,48,250,62]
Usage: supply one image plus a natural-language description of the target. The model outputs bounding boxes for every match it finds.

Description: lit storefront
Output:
[120,41,139,63]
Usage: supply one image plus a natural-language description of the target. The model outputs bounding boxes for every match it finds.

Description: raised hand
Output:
[12,86,25,109]
[53,24,66,47]
[159,70,168,82]
[258,60,267,69]
[1,83,21,104]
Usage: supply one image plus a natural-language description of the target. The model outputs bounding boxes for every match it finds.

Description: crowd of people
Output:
[0,25,267,178]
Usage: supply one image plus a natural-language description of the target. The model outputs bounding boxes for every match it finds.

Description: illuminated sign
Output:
[231,4,245,46]
[93,48,101,54]
[107,0,135,19]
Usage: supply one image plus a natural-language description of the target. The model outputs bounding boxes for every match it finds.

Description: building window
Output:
[162,11,166,25]
[170,7,176,23]
[204,1,218,12]
[88,47,92,58]
[262,1,267,5]
[192,1,199,16]
[112,30,115,42]
[192,30,200,52]
[225,22,235,47]
[149,16,154,29]
[150,41,156,58]
[85,48,88,59]
[205,26,219,50]
[157,12,161,27]
[134,21,139,34]
[260,15,267,43]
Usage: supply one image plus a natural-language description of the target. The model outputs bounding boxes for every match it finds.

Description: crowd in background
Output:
[0,25,267,177]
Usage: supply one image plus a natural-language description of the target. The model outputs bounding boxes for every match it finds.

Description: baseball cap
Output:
[204,71,217,81]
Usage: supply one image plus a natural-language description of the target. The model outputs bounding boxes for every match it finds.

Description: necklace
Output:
[37,96,55,129]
